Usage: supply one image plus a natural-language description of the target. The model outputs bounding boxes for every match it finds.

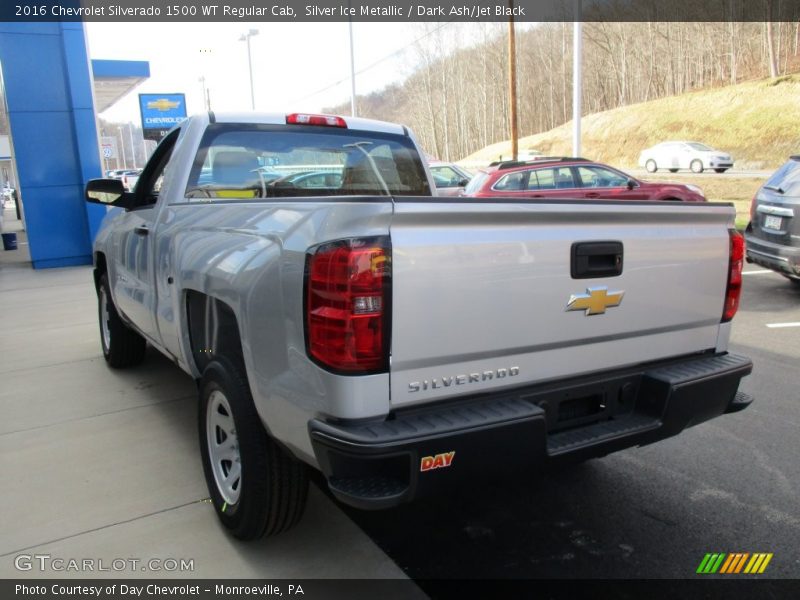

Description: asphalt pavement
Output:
[629,168,772,179]
[341,266,800,582]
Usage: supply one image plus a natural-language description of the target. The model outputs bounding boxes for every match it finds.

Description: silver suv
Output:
[745,156,800,286]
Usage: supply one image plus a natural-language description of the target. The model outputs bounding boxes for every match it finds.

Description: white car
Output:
[429,161,473,196]
[638,141,733,174]
[2,184,15,209]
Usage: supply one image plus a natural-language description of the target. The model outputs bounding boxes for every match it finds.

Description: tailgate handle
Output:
[571,241,623,279]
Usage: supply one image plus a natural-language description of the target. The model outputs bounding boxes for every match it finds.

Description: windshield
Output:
[764,159,800,196]
[464,171,490,195]
[687,143,714,152]
[185,124,430,199]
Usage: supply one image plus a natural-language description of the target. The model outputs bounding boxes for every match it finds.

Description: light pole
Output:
[117,126,127,169]
[198,76,212,111]
[239,29,259,110]
[127,123,137,169]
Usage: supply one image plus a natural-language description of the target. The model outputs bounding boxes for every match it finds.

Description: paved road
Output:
[341,267,800,581]
[629,168,772,179]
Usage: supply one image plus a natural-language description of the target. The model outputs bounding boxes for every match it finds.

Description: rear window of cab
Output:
[185,124,431,199]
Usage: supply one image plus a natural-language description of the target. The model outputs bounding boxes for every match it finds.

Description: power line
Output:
[291,21,457,105]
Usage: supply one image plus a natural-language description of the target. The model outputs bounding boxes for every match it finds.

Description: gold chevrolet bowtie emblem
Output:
[566,286,624,315]
[147,98,180,111]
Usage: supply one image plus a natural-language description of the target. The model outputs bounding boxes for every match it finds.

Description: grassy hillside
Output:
[462,75,800,170]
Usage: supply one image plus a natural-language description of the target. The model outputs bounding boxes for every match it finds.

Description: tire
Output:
[690,159,704,173]
[645,159,657,173]
[715,168,728,173]
[97,273,146,368]
[199,357,309,540]
[669,168,679,173]
[784,276,800,288]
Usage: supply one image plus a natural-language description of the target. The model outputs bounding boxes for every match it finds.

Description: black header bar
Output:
[3,0,798,23]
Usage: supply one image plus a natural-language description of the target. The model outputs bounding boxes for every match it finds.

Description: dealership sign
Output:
[138,93,187,141]
[99,136,117,159]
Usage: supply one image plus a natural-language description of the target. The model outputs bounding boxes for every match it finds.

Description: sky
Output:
[86,22,466,124]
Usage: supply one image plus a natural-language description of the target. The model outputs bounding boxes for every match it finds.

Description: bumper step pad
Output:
[310,353,752,509]
[547,413,659,456]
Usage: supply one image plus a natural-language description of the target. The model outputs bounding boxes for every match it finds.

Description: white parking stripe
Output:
[742,270,773,275]
[766,322,800,329]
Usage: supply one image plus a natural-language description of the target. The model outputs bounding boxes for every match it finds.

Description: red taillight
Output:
[305,238,390,373]
[286,113,347,128]
[723,230,744,322]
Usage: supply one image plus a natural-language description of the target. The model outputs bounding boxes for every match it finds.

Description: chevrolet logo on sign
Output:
[147,98,181,111]
[566,286,624,316]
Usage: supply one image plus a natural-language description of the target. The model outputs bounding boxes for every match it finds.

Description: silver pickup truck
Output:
[85,112,752,540]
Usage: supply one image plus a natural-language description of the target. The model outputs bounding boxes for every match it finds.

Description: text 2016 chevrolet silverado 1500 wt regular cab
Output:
[85,112,753,540]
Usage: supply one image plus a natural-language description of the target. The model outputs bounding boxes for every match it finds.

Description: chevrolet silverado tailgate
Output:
[389,200,735,407]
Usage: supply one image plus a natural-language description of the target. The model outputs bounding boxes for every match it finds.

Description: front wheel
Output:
[97,273,146,368]
[691,159,704,173]
[783,275,800,288]
[645,159,657,173]
[199,357,309,540]
[715,168,728,173]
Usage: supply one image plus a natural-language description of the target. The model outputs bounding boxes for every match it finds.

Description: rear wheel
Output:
[715,168,728,173]
[97,273,146,368]
[199,357,309,540]
[645,159,657,173]
[691,159,704,173]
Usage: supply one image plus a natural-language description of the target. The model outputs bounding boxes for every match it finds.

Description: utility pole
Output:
[572,0,583,158]
[508,0,518,161]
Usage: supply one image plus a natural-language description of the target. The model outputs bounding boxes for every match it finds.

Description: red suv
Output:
[462,157,706,202]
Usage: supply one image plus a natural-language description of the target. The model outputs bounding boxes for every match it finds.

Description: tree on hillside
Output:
[325,20,800,161]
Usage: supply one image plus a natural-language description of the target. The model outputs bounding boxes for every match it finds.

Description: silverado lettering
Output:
[408,366,521,392]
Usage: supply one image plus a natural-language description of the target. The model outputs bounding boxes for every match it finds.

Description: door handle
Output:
[571,241,624,279]
[134,226,149,236]
[585,192,600,198]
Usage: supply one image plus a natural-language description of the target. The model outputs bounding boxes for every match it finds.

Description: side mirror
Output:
[627,179,637,191]
[457,177,470,187]
[85,178,134,209]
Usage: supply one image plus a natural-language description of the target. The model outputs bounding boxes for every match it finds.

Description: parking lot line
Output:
[742,270,773,275]
[766,322,800,328]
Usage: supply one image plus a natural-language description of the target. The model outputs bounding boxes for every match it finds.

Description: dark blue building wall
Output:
[0,22,105,268]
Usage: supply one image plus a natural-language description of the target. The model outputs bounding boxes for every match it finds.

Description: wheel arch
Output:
[185,290,246,375]
[93,251,107,290]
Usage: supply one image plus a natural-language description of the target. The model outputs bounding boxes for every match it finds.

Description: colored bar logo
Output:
[697,553,773,574]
